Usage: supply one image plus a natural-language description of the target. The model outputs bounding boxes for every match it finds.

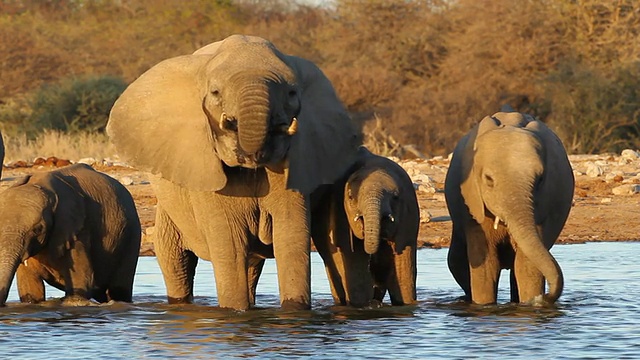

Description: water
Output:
[1,242,639,359]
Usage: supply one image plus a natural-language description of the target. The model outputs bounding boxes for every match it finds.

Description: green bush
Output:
[29,76,127,134]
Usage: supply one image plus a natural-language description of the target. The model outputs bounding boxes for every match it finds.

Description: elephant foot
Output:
[19,294,44,304]
[168,295,193,304]
[281,298,311,311]
[61,294,97,307]
[524,294,556,308]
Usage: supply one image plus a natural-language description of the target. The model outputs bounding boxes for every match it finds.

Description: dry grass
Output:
[2,131,116,164]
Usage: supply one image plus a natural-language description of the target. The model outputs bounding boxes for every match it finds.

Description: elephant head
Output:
[107,35,360,193]
[344,168,400,255]
[461,113,565,303]
[0,174,85,305]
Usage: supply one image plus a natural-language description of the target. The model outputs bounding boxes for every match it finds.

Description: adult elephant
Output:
[107,35,361,310]
[444,110,574,306]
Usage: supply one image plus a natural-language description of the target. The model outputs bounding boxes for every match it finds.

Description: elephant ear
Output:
[462,116,502,223]
[284,56,362,195]
[38,173,86,258]
[107,55,226,191]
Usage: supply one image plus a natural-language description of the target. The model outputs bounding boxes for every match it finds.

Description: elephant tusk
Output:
[387,214,395,222]
[354,214,363,223]
[286,117,298,136]
[493,216,500,230]
[219,112,228,128]
[23,259,28,267]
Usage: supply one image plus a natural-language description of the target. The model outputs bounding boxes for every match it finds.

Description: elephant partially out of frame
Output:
[0,164,141,306]
[444,110,574,306]
[107,35,361,310]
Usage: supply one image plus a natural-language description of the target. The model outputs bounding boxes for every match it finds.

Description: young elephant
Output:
[0,163,141,306]
[444,111,574,306]
[341,147,420,305]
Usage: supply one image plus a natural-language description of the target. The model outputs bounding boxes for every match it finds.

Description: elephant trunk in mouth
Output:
[507,206,564,304]
[0,243,24,306]
[363,195,383,255]
[237,82,271,156]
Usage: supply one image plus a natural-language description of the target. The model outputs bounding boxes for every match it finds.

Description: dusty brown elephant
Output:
[344,147,419,305]
[0,163,141,306]
[444,110,574,306]
[107,35,361,310]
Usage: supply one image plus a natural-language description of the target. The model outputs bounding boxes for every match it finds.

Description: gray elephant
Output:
[444,111,574,306]
[0,163,141,306]
[0,129,4,180]
[107,35,360,310]
[344,147,419,305]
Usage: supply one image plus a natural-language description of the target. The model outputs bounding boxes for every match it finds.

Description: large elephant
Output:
[0,128,4,180]
[444,111,574,305]
[343,147,419,305]
[107,35,360,310]
[0,163,141,306]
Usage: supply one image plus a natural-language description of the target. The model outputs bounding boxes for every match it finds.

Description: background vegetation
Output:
[0,0,639,161]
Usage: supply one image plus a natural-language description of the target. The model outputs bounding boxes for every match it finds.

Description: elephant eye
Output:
[288,89,297,98]
[483,173,494,187]
[222,117,238,132]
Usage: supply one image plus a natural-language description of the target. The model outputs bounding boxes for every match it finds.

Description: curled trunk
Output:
[363,197,382,255]
[236,82,271,155]
[508,214,564,304]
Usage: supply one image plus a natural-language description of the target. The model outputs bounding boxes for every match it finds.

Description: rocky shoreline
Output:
[2,149,639,256]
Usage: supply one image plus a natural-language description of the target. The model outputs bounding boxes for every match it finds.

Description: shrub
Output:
[29,76,127,134]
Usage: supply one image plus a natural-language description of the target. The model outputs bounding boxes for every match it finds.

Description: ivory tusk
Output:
[23,259,28,267]
[219,112,227,127]
[493,216,500,230]
[286,117,298,135]
[354,214,363,223]
[388,214,395,222]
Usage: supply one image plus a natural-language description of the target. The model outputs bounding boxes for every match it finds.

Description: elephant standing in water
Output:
[0,164,141,306]
[444,111,574,306]
[343,147,419,305]
[107,35,361,310]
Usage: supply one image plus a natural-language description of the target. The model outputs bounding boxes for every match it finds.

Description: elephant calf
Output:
[0,163,141,306]
[444,110,574,306]
[343,147,419,305]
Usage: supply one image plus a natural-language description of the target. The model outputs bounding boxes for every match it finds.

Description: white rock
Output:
[612,184,640,195]
[586,163,604,177]
[601,198,612,203]
[120,176,134,186]
[420,209,432,223]
[621,149,639,160]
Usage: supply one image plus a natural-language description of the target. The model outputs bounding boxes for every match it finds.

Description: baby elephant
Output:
[343,147,420,305]
[0,163,141,306]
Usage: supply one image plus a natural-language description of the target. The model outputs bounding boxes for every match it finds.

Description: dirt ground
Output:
[1,157,639,255]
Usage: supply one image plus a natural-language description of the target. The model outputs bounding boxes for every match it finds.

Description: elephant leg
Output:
[466,225,500,305]
[155,206,198,304]
[509,270,520,303]
[64,232,95,300]
[247,256,266,306]
[271,195,311,310]
[448,224,471,301]
[513,248,545,303]
[311,195,348,305]
[386,243,417,306]
[16,263,45,303]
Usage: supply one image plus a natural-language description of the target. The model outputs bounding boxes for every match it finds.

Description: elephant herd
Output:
[0,35,574,310]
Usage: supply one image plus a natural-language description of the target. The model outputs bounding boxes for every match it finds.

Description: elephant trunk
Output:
[0,243,24,306]
[236,81,271,155]
[363,195,382,255]
[507,209,564,304]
